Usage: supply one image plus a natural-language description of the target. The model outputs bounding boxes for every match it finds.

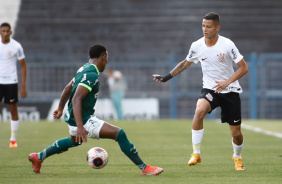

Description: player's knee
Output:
[115,129,126,142]
[8,106,18,119]
[232,131,243,141]
[111,127,120,140]
[194,107,207,119]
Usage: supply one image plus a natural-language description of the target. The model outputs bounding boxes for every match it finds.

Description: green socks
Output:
[37,130,147,171]
[38,137,80,161]
[116,129,147,170]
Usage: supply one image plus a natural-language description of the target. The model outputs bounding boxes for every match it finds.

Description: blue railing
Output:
[22,52,282,119]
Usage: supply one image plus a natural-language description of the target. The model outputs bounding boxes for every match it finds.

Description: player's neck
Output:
[89,59,101,71]
[89,59,97,65]
[205,34,218,47]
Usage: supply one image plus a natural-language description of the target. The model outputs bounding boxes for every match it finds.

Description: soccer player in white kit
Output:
[0,22,27,148]
[153,12,248,170]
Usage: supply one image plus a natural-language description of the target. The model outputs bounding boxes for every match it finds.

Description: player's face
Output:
[100,51,108,72]
[0,26,12,43]
[202,19,220,39]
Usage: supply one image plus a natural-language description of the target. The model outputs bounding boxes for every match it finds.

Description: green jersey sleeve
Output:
[78,72,99,91]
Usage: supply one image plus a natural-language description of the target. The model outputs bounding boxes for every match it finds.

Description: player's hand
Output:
[20,86,27,98]
[153,73,173,83]
[213,81,229,93]
[76,126,88,144]
[53,108,63,119]
[152,74,164,83]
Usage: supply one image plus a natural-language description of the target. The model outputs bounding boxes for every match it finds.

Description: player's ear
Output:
[216,25,220,31]
[102,52,108,61]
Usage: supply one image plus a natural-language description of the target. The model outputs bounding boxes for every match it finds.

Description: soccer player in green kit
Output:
[28,44,163,175]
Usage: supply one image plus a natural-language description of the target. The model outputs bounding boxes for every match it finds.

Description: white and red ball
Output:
[87,147,108,169]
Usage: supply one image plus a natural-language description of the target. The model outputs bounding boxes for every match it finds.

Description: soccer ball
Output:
[87,147,108,169]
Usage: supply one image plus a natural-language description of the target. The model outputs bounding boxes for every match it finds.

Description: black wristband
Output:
[162,73,173,82]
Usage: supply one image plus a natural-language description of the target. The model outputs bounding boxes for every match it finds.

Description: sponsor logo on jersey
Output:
[189,50,196,58]
[231,49,237,60]
[206,93,213,101]
[77,66,84,73]
[93,79,99,86]
[81,73,87,82]
[217,53,225,62]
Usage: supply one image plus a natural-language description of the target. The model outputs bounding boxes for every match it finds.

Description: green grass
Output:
[0,119,281,184]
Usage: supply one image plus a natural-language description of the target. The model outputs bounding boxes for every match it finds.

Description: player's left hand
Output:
[20,86,27,98]
[213,81,229,93]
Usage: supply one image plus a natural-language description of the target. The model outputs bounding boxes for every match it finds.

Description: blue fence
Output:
[22,52,282,119]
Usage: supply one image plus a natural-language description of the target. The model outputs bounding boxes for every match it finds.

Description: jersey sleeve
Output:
[16,44,25,60]
[227,40,243,63]
[78,72,98,92]
[185,42,199,64]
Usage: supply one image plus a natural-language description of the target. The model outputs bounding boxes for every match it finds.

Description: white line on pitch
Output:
[241,123,282,139]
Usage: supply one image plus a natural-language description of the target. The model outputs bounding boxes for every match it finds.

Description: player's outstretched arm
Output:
[53,80,73,119]
[153,59,192,83]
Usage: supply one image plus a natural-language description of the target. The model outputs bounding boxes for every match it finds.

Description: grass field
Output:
[0,119,281,184]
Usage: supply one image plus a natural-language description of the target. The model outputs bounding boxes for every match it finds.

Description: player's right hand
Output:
[152,74,164,83]
[76,126,88,144]
[20,86,27,98]
[53,109,63,119]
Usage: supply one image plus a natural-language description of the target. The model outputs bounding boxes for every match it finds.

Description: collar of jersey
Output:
[91,64,100,75]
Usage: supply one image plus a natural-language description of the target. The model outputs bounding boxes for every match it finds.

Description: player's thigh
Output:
[0,84,5,102]
[68,117,105,140]
[198,88,220,114]
[99,122,120,140]
[220,92,241,125]
[78,116,120,140]
[195,98,212,116]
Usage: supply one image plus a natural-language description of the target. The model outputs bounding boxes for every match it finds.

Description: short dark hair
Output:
[203,12,220,25]
[0,22,11,29]
[89,44,107,58]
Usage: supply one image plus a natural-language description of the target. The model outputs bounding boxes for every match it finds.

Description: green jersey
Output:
[64,62,100,126]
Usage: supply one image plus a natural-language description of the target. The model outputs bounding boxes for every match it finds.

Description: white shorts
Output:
[68,116,105,139]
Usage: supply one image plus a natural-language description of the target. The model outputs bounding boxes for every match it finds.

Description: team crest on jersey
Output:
[217,53,225,62]
[7,50,13,58]
[206,93,213,101]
